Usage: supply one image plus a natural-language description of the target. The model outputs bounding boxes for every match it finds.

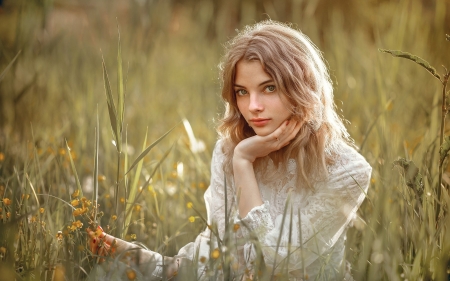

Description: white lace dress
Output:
[92,139,371,281]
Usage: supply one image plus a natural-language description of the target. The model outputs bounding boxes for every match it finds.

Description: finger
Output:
[270,119,291,142]
[277,120,298,144]
[285,120,301,142]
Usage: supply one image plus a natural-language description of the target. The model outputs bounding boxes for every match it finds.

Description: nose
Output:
[248,93,264,113]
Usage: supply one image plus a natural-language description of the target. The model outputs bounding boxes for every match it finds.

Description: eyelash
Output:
[264,85,276,93]
[235,85,276,96]
[235,89,248,96]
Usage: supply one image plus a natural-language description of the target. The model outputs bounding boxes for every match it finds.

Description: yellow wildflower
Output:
[71,199,79,207]
[111,215,117,221]
[71,189,80,198]
[39,208,45,214]
[58,148,66,155]
[186,202,193,209]
[82,199,91,208]
[72,220,83,228]
[94,227,103,237]
[72,208,86,217]
[2,198,11,206]
[211,248,220,259]
[98,175,106,182]
[188,216,195,223]
[233,224,240,232]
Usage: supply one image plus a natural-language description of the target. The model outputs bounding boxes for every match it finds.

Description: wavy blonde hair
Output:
[218,20,351,189]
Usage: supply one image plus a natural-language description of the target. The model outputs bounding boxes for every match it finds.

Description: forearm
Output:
[233,157,263,217]
[94,231,187,278]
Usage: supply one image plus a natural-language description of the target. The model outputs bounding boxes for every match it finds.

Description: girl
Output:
[88,20,371,280]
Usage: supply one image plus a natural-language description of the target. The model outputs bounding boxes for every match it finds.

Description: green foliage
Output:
[379,49,442,81]
[1,0,450,280]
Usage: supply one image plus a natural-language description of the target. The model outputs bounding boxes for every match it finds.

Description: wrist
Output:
[233,147,256,163]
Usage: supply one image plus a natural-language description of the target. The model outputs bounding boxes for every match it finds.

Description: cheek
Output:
[236,100,246,115]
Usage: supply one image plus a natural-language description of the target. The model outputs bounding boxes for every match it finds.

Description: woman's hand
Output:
[87,226,116,261]
[234,119,302,163]
[233,119,302,217]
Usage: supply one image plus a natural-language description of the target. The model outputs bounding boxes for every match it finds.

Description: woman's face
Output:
[234,60,292,136]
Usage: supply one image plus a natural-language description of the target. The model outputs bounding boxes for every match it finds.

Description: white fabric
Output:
[101,139,371,280]
[176,139,371,280]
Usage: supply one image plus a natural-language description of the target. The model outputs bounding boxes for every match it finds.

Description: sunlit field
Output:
[0,0,449,280]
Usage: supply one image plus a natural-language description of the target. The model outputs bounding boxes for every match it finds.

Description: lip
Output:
[250,118,271,127]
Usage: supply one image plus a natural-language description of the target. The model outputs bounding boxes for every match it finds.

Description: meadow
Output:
[0,0,449,280]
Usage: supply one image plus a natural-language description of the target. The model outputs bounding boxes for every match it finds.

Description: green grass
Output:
[0,0,449,280]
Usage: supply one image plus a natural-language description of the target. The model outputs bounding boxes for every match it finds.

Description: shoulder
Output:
[210,139,228,167]
[212,139,225,157]
[325,141,372,190]
[333,141,371,173]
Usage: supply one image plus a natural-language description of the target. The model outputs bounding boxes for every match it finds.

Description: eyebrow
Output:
[234,79,274,88]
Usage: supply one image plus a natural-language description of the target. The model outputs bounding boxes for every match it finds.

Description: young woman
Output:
[88,20,372,280]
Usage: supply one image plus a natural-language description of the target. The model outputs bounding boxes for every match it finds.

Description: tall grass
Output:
[0,0,449,280]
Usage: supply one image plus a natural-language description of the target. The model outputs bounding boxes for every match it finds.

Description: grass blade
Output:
[270,193,291,278]
[132,142,175,206]
[123,129,148,237]
[0,50,21,83]
[93,106,99,226]
[125,125,177,175]
[65,139,83,198]
[117,23,125,148]
[379,49,442,82]
[102,55,119,151]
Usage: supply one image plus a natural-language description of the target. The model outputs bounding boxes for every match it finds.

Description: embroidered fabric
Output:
[96,139,371,280]
[199,139,372,280]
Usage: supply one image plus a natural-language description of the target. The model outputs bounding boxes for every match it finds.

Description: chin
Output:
[253,128,273,137]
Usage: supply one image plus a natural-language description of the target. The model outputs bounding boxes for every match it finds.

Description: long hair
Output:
[217,20,351,189]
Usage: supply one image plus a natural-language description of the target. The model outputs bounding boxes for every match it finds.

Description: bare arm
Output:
[233,120,301,217]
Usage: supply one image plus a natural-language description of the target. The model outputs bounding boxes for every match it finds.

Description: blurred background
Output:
[1,0,448,149]
[0,0,450,280]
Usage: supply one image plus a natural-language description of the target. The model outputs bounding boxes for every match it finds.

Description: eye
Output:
[265,85,276,93]
[235,89,248,96]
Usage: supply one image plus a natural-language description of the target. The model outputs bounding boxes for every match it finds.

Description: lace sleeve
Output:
[236,145,372,274]
[204,140,237,236]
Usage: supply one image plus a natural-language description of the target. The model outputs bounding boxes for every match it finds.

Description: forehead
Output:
[234,60,272,85]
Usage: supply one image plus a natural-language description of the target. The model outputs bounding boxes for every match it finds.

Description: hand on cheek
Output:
[234,119,301,163]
